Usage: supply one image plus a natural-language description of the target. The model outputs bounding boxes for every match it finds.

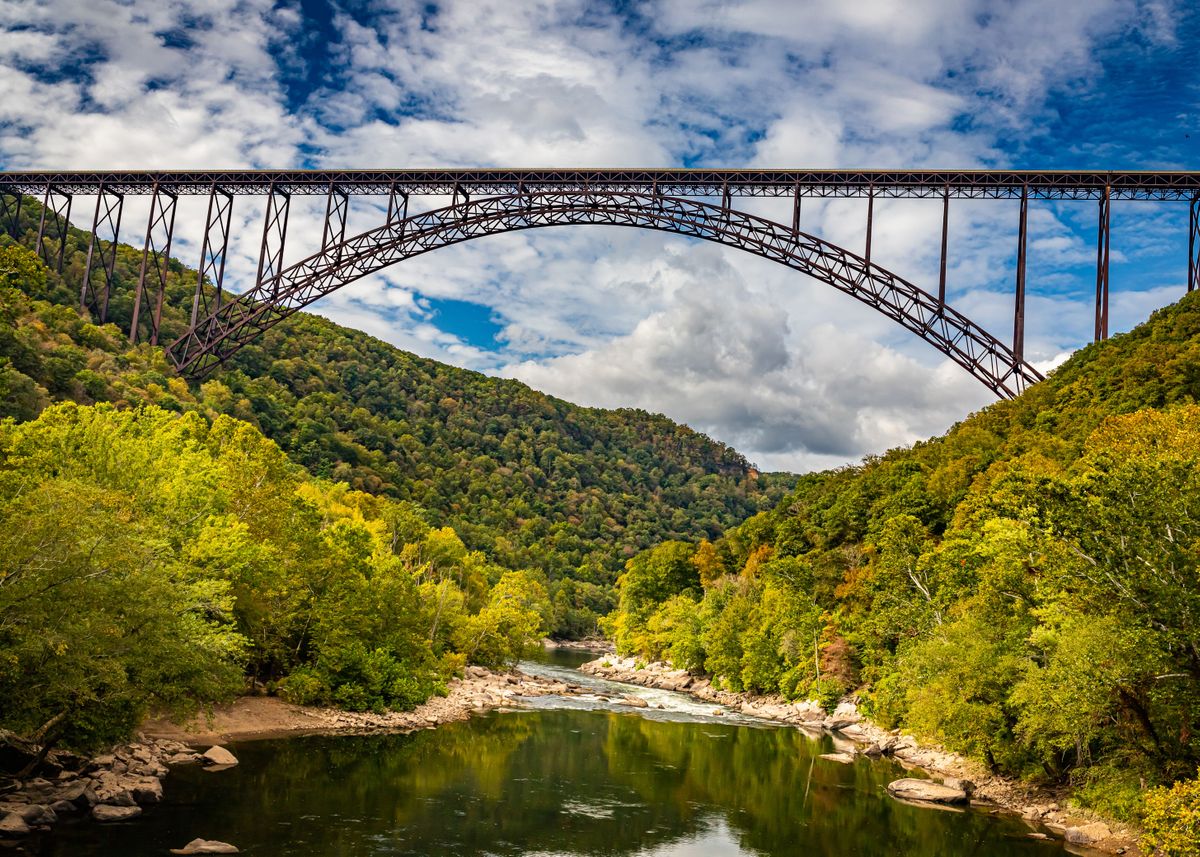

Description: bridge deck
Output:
[2,169,1198,200]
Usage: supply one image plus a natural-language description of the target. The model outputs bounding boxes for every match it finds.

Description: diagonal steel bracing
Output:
[166,191,1044,398]
[191,185,234,326]
[80,185,123,321]
[130,183,177,345]
[36,186,72,272]
[1,192,22,239]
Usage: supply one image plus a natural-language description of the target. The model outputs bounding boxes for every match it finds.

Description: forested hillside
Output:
[607,289,1200,838]
[0,202,790,637]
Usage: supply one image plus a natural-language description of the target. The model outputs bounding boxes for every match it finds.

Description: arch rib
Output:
[167,191,1044,398]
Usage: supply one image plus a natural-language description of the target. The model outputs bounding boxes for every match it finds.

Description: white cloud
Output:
[0,0,1190,473]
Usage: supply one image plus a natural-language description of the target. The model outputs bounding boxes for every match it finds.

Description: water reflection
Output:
[36,707,1067,857]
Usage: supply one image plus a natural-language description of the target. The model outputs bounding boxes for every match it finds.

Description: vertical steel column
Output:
[452,182,469,222]
[938,186,949,305]
[864,185,875,266]
[80,184,123,321]
[1189,196,1199,293]
[130,182,177,345]
[190,184,234,326]
[1094,185,1111,341]
[791,184,802,236]
[36,186,73,272]
[256,183,290,294]
[387,182,409,225]
[321,182,349,262]
[1,191,22,239]
[720,180,731,223]
[1013,185,1029,363]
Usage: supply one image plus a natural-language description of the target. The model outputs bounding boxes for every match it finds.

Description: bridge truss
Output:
[2,169,1198,399]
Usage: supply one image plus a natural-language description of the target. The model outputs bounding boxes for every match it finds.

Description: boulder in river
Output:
[620,695,649,708]
[92,804,142,822]
[886,778,970,805]
[170,838,241,854]
[201,746,238,768]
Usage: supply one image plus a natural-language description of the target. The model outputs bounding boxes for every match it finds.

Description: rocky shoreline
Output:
[0,666,583,847]
[581,655,1140,856]
[542,638,616,653]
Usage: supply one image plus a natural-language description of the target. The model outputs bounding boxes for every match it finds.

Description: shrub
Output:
[1142,770,1200,857]
[277,668,328,707]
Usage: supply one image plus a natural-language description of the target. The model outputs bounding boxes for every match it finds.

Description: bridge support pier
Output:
[938,186,949,305]
[1013,185,1028,363]
[1189,196,1199,293]
[864,186,874,266]
[1094,186,1110,341]
[791,184,802,236]
[256,183,290,295]
[80,184,123,321]
[36,186,72,273]
[191,184,234,326]
[321,183,349,260]
[1,192,22,240]
[131,182,177,345]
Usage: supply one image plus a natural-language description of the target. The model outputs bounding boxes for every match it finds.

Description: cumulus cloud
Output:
[0,0,1192,473]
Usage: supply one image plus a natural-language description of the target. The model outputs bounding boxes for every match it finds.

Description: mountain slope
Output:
[0,201,792,625]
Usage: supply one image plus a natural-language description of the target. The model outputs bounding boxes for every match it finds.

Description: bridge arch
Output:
[167,190,1044,398]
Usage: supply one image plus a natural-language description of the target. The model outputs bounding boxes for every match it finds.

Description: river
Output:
[33,648,1074,856]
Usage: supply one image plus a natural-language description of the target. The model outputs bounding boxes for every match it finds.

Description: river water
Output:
[34,649,1075,856]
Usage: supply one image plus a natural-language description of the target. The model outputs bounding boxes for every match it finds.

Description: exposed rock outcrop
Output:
[170,838,241,854]
[92,804,142,822]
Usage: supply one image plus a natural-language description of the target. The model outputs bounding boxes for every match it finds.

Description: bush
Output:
[813,678,847,713]
[277,668,329,707]
[1142,770,1200,857]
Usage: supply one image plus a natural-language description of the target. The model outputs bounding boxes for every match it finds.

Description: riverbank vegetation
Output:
[0,205,781,754]
[605,289,1200,838]
[0,397,552,750]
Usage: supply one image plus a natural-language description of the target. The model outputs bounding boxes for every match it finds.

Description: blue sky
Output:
[0,0,1197,471]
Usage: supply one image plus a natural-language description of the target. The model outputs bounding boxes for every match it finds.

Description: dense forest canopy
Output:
[606,284,1200,839]
[0,198,791,639]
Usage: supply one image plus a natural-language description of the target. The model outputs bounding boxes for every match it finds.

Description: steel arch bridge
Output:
[3,168,1199,400]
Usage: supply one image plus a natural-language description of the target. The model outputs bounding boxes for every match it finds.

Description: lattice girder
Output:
[167,191,1043,398]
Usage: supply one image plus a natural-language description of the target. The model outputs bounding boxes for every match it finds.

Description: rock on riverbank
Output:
[581,655,1140,855]
[0,735,196,841]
